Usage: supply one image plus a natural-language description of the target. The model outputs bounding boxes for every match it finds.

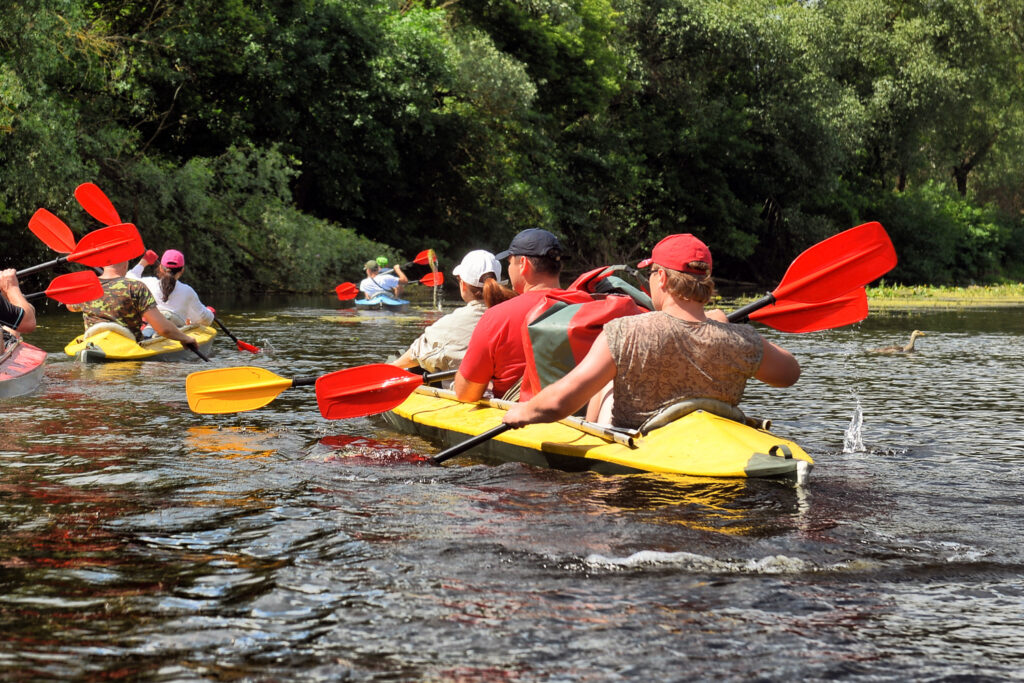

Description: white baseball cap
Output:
[452,250,501,288]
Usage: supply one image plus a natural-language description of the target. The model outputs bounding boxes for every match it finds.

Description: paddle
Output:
[213,318,261,354]
[335,282,359,301]
[731,222,895,317]
[23,271,105,305]
[16,224,145,277]
[186,365,458,416]
[735,287,868,333]
[28,209,77,253]
[74,182,122,226]
[382,248,436,274]
[336,272,442,301]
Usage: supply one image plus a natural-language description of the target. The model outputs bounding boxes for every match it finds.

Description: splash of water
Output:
[843,397,864,453]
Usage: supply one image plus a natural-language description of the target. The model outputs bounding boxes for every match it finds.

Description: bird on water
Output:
[869,330,926,354]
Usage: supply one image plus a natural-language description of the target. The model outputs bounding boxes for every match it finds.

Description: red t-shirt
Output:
[459,289,565,400]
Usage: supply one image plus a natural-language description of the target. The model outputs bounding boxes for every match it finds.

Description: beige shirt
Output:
[603,311,764,429]
[405,300,486,373]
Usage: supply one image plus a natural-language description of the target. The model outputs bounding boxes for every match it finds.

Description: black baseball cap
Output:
[494,228,563,261]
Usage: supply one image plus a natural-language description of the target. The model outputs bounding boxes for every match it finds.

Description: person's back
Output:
[128,249,213,326]
[393,250,513,373]
[359,260,405,299]
[455,229,567,402]
[601,311,763,429]
[76,275,157,341]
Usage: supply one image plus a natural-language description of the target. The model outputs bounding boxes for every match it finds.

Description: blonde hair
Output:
[660,262,715,304]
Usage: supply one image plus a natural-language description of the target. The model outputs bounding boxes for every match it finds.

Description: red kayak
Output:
[0,331,47,398]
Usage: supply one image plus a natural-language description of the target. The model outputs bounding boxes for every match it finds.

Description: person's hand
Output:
[183,338,199,353]
[0,268,19,294]
[502,403,533,429]
[143,249,158,265]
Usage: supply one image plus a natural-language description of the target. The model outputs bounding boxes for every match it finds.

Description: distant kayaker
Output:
[454,228,569,403]
[0,269,36,333]
[67,260,200,352]
[392,250,514,373]
[360,260,407,300]
[128,249,215,329]
[502,233,801,430]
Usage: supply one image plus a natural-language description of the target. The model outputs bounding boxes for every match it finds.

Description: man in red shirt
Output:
[454,228,566,402]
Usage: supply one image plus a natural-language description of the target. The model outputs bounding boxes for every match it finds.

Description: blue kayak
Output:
[355,295,410,312]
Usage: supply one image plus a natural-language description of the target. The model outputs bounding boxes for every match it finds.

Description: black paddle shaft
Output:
[429,423,512,465]
[727,292,776,324]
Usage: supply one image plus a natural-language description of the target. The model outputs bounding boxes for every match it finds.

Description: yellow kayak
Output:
[64,323,217,362]
[384,386,813,483]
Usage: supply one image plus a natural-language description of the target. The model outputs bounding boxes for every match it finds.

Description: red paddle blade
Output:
[420,272,444,287]
[29,209,77,253]
[413,249,435,266]
[773,222,896,304]
[43,270,104,305]
[68,224,145,267]
[749,288,868,333]
[335,282,359,300]
[74,182,122,226]
[236,339,262,354]
[315,364,423,419]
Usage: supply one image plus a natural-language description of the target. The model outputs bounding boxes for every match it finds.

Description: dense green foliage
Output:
[2,0,1023,292]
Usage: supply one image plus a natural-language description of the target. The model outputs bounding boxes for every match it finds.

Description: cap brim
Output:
[494,250,512,261]
[637,257,653,269]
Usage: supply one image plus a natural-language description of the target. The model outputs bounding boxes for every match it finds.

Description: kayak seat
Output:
[83,321,136,342]
[140,323,206,347]
[638,398,771,435]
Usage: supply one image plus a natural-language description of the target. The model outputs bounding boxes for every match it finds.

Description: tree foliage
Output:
[2,0,1023,291]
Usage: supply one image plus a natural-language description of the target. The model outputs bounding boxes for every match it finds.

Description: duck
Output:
[869,330,926,354]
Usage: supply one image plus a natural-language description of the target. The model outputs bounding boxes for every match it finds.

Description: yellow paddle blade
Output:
[186,366,295,414]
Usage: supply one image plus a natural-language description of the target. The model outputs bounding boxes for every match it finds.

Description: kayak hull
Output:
[384,387,813,483]
[0,336,47,398]
[355,296,410,313]
[64,325,217,362]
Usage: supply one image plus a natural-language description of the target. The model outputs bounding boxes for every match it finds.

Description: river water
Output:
[2,293,1023,681]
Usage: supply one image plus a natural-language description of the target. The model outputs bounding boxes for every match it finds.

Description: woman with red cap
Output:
[503,233,800,430]
[129,249,214,330]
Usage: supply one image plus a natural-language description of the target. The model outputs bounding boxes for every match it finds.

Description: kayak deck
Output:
[64,324,217,362]
[384,387,813,483]
[355,296,410,312]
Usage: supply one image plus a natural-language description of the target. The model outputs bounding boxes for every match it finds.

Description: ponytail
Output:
[482,275,516,308]
[159,266,183,301]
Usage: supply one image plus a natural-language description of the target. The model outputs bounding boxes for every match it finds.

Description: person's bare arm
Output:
[754,338,800,387]
[143,308,197,348]
[1,269,36,333]
[454,372,488,403]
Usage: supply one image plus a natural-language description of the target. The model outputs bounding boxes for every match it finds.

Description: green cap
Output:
[376,256,388,267]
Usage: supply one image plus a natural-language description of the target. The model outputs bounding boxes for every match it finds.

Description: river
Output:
[2,292,1023,680]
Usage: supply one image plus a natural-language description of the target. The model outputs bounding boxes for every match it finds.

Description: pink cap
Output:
[161,249,185,268]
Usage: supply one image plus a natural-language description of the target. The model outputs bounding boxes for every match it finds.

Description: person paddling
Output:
[0,269,36,334]
[128,249,214,329]
[67,260,200,353]
[360,260,407,300]
[454,228,570,403]
[392,250,514,373]
[502,233,800,430]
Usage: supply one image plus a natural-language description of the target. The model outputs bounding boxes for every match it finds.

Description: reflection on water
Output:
[2,302,1024,678]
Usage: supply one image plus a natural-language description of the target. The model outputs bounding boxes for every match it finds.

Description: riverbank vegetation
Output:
[3,0,1024,293]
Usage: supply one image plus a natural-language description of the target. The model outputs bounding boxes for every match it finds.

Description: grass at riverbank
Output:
[865,283,1024,308]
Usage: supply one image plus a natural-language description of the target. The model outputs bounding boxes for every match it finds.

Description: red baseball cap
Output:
[637,234,712,275]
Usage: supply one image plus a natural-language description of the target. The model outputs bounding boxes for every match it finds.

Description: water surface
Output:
[2,296,1023,680]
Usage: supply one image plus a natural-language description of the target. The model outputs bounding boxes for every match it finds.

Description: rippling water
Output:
[2,294,1023,680]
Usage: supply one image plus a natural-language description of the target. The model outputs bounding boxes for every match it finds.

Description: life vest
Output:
[520,267,652,397]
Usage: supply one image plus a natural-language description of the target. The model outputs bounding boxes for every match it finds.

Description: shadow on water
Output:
[2,300,1024,678]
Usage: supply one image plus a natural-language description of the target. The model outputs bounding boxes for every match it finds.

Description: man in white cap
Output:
[393,250,514,373]
[454,228,568,402]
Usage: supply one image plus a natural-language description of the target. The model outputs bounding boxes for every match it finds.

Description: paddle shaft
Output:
[16,255,70,278]
[727,293,776,323]
[430,424,511,465]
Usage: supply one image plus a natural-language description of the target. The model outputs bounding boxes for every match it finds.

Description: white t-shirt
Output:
[360,273,401,298]
[128,264,214,326]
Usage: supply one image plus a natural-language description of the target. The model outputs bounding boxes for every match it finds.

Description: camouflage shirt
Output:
[77,277,157,341]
